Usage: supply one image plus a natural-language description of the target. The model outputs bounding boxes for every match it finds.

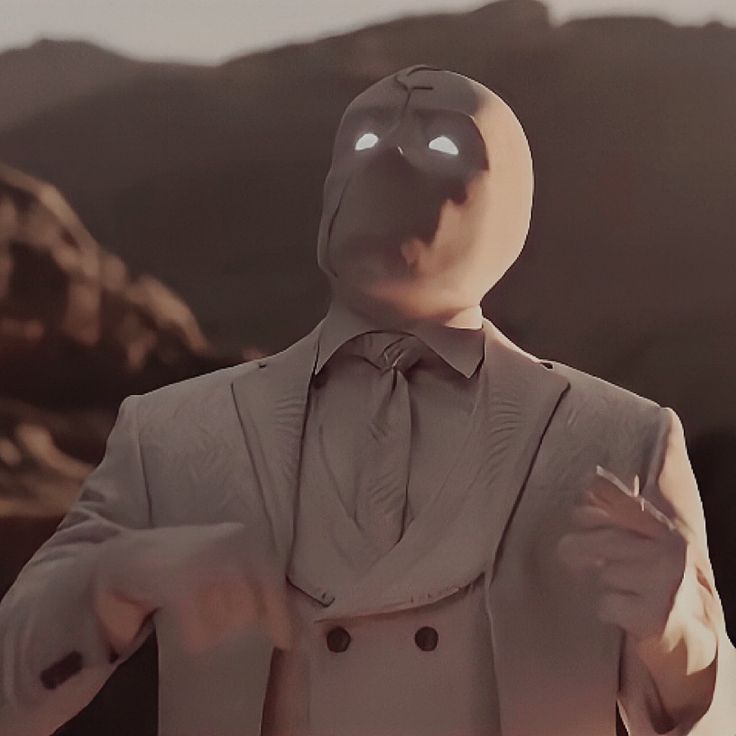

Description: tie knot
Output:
[347,331,429,374]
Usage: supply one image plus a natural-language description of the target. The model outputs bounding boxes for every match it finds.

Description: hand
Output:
[556,466,689,646]
[92,522,295,657]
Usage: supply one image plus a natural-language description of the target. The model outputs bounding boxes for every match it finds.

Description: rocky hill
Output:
[0,162,244,588]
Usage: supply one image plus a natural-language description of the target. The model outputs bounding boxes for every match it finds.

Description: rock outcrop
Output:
[0,162,247,586]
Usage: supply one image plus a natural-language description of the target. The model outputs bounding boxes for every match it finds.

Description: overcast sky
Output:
[3,0,735,64]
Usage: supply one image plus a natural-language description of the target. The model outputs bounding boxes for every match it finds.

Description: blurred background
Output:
[0,0,734,734]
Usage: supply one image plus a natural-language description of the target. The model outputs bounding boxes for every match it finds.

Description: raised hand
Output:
[556,465,689,645]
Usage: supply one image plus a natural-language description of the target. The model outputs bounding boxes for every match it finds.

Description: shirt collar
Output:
[315,298,485,379]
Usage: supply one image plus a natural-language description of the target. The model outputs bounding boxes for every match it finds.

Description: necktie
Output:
[345,331,429,554]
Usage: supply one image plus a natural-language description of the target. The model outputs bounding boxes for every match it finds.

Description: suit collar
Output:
[315,298,485,379]
[229,314,570,617]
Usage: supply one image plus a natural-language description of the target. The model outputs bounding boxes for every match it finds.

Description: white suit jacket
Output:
[0,316,734,736]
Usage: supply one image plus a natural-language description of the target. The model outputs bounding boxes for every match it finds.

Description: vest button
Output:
[414,626,439,651]
[326,626,351,652]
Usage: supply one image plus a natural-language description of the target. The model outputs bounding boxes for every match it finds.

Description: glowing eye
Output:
[354,132,379,151]
[428,135,459,155]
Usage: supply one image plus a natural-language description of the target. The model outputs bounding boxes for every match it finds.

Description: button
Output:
[40,650,84,689]
[414,626,439,651]
[326,626,351,652]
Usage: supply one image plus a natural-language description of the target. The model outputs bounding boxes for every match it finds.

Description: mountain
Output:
[0,38,196,132]
[0,0,734,449]
[1,3,735,733]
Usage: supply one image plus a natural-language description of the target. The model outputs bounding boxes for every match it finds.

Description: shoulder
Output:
[535,358,670,463]
[486,319,662,424]
[530,358,675,490]
[131,322,320,435]
[544,358,662,419]
[132,360,258,441]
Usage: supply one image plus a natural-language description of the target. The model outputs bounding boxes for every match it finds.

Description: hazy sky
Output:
[3,0,735,63]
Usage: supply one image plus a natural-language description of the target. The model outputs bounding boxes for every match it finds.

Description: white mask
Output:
[316,64,534,327]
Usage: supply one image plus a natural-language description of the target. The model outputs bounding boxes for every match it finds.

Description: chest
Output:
[301,363,480,542]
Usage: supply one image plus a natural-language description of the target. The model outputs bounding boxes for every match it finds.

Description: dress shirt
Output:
[307,297,485,549]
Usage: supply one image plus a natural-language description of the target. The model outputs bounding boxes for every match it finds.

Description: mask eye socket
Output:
[428,135,459,156]
[354,132,379,151]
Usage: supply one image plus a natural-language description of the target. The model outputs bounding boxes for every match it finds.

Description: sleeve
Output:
[617,406,736,736]
[0,394,156,736]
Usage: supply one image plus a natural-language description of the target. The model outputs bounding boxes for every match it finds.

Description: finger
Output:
[568,503,617,531]
[582,477,674,538]
[595,559,655,596]
[157,571,208,654]
[199,582,257,648]
[214,562,259,621]
[259,574,295,651]
[569,500,674,540]
[93,589,151,658]
[219,581,262,641]
[594,466,640,497]
[201,579,262,649]
[176,595,211,655]
[557,527,654,573]
[228,578,260,625]
[197,579,235,630]
[177,571,242,654]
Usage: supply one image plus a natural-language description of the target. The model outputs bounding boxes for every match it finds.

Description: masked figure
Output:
[1,65,734,736]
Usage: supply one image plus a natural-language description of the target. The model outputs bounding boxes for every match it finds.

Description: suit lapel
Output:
[312,318,570,622]
[229,321,322,565]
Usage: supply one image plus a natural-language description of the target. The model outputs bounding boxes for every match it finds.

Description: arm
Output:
[0,395,155,736]
[617,406,736,735]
